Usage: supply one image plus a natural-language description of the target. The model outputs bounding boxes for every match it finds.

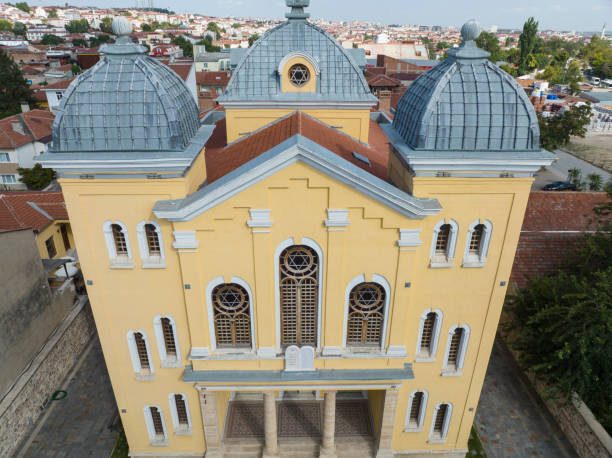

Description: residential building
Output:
[39,9,554,458]
[360,41,429,60]
[196,71,231,111]
[194,48,231,72]
[0,110,54,188]
[26,26,68,41]
[43,78,75,112]
[376,55,438,76]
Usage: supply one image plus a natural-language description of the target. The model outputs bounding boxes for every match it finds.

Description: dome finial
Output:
[112,16,133,37]
[286,0,310,20]
[461,19,481,42]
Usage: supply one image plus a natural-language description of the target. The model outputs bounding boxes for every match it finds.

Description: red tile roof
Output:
[0,110,55,149]
[43,78,75,90]
[366,74,401,88]
[0,191,68,233]
[196,71,232,86]
[205,112,389,184]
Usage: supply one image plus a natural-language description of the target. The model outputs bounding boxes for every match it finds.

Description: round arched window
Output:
[288,64,310,88]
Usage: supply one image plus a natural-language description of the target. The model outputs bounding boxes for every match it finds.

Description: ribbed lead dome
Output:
[51,18,200,153]
[393,20,540,152]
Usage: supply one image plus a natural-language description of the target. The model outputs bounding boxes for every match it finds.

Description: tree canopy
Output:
[172,35,193,58]
[12,21,26,37]
[581,35,612,79]
[0,19,12,31]
[100,17,113,34]
[89,34,112,48]
[0,48,37,117]
[48,8,58,18]
[518,17,539,74]
[538,104,592,151]
[14,2,29,13]
[65,19,90,34]
[40,34,64,45]
[141,23,152,32]
[17,164,56,190]
[206,21,221,39]
[475,31,504,63]
[248,34,260,47]
[196,35,221,52]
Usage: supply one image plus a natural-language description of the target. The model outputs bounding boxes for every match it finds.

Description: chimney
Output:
[20,102,30,113]
[378,90,391,113]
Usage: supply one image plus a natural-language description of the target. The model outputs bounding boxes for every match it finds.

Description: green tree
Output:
[40,34,64,45]
[541,59,583,94]
[171,35,193,58]
[0,19,11,31]
[206,21,221,39]
[232,23,241,29]
[17,164,56,190]
[14,2,29,13]
[420,36,436,60]
[0,48,36,117]
[538,104,592,151]
[71,38,87,47]
[65,19,90,34]
[248,33,260,47]
[581,35,612,79]
[567,168,585,190]
[436,41,450,51]
[475,31,504,62]
[71,63,81,75]
[100,17,113,34]
[196,35,220,52]
[518,17,539,74]
[141,23,152,32]
[587,173,604,191]
[89,34,112,47]
[12,21,26,37]
[48,8,58,18]
[505,36,515,47]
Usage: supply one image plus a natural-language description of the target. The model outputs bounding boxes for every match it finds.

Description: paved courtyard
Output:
[474,337,578,458]
[16,336,120,458]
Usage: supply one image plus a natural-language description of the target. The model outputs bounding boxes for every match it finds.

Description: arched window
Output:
[144,405,168,445]
[442,324,471,376]
[127,330,154,378]
[463,220,493,268]
[405,389,429,432]
[415,309,443,361]
[154,315,181,367]
[137,220,166,268]
[169,392,192,434]
[347,282,386,347]
[430,219,458,268]
[212,283,252,348]
[429,402,453,443]
[103,220,133,268]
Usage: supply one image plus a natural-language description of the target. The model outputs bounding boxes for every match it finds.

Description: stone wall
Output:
[0,296,96,457]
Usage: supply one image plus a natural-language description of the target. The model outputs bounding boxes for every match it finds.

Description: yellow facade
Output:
[35,221,74,259]
[225,108,371,144]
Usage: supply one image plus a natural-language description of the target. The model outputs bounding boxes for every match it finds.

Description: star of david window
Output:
[279,245,319,348]
[212,283,251,348]
[347,282,386,346]
[288,64,311,88]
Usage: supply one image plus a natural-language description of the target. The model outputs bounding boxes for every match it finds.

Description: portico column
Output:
[262,391,279,457]
[196,387,222,458]
[376,387,399,458]
[320,390,337,457]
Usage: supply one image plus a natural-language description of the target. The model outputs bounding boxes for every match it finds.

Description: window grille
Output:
[409,391,424,426]
[279,245,318,347]
[145,223,161,255]
[469,224,484,255]
[45,236,57,258]
[150,406,164,436]
[174,394,189,426]
[112,224,128,256]
[347,282,385,346]
[447,328,464,367]
[212,283,251,347]
[161,318,177,357]
[434,404,448,434]
[288,63,310,87]
[134,332,150,370]
[435,224,451,255]
[420,312,436,354]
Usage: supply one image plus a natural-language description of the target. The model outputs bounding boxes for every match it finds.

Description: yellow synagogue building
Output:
[39,4,555,457]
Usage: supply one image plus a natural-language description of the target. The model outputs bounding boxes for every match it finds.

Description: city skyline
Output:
[29,0,612,32]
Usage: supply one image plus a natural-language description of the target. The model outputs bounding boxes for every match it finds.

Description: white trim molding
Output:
[274,237,324,352]
[137,220,166,268]
[168,392,192,435]
[188,347,211,360]
[247,209,273,233]
[172,231,199,251]
[430,219,458,268]
[415,308,444,362]
[428,402,453,444]
[442,323,471,376]
[127,330,155,379]
[278,51,321,76]
[404,389,429,432]
[153,315,181,368]
[205,276,256,354]
[342,274,392,352]
[144,404,169,446]
[325,209,350,231]
[103,220,133,269]
[462,219,493,268]
[398,229,423,249]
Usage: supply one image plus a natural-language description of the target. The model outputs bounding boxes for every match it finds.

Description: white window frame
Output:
[205,276,256,354]
[127,330,155,380]
[430,219,459,268]
[154,315,181,368]
[415,308,444,362]
[404,389,429,432]
[462,219,493,268]
[441,323,471,376]
[137,220,166,268]
[144,404,169,446]
[169,392,192,435]
[1,174,17,184]
[103,220,133,269]
[0,152,10,162]
[274,237,324,353]
[342,274,392,352]
[428,402,453,444]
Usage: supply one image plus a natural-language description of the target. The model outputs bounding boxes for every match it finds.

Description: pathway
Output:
[475,337,578,458]
[16,336,120,458]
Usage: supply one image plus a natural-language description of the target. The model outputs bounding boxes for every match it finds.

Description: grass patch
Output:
[110,424,129,458]
[467,425,487,457]
[561,135,612,173]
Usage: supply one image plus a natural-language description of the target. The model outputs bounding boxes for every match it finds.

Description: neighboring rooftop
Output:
[0,191,68,233]
[196,71,232,86]
[0,110,54,149]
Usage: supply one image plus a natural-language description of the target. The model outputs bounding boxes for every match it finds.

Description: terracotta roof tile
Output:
[205,112,389,184]
[0,110,54,149]
[0,191,67,233]
[43,78,75,90]
[366,74,401,87]
[196,71,232,86]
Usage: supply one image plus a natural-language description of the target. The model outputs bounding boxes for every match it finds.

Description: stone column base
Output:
[320,445,337,457]
[262,448,281,458]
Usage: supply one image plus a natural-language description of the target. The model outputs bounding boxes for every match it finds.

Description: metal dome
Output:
[392,22,540,152]
[51,25,200,153]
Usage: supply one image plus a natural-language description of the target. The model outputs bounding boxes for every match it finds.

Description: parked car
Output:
[543,181,577,191]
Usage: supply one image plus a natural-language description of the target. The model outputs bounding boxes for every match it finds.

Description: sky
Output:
[37,0,612,31]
